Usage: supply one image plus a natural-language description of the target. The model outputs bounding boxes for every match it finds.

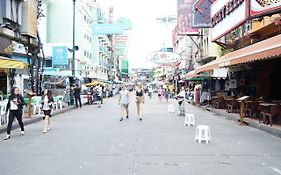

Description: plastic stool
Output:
[168,104,174,113]
[184,114,195,126]
[194,125,211,143]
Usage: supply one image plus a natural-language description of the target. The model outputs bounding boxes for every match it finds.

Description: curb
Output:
[200,105,281,138]
[0,104,84,135]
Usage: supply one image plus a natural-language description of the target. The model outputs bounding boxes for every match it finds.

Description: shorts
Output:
[121,104,129,109]
[43,110,52,119]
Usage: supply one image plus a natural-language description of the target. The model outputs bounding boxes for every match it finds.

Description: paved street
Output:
[1,93,281,175]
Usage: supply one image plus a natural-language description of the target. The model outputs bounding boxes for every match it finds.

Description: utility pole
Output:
[72,0,76,80]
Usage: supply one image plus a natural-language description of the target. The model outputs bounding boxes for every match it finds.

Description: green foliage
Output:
[149,68,156,80]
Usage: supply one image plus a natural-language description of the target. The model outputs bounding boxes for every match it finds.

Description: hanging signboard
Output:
[250,0,281,18]
[92,23,124,35]
[177,0,199,35]
[52,46,68,68]
[146,51,182,65]
[121,59,129,74]
[211,0,248,41]
[192,0,215,28]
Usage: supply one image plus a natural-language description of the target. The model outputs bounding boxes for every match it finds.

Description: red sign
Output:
[114,35,128,42]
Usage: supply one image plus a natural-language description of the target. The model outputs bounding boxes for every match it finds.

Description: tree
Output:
[149,68,156,81]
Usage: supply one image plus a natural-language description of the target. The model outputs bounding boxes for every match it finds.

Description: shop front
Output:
[0,56,28,95]
[190,34,281,126]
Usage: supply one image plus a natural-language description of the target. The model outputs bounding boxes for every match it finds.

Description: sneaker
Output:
[126,115,129,119]
[139,118,142,121]
[47,127,51,130]
[120,117,123,121]
[43,129,47,133]
[4,135,10,140]
[20,131,24,135]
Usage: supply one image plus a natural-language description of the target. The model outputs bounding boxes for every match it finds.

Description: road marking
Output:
[271,167,281,174]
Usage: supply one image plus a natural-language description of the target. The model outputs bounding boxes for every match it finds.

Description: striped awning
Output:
[0,56,28,69]
[193,34,281,74]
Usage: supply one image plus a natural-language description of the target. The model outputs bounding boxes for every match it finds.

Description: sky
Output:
[99,0,177,69]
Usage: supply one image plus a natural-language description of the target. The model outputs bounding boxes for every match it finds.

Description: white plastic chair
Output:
[32,96,42,115]
[54,96,64,110]
[195,125,211,143]
[184,114,195,126]
[0,99,9,125]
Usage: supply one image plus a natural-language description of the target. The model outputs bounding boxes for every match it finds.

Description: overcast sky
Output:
[99,0,177,69]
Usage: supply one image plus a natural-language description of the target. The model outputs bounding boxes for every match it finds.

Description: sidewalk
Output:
[199,104,281,138]
[0,95,89,135]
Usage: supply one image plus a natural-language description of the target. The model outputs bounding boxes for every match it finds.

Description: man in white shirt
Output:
[119,84,130,121]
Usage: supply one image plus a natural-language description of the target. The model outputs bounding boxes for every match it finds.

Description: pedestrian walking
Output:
[164,88,169,101]
[119,84,130,121]
[74,84,82,108]
[135,83,145,121]
[41,89,54,133]
[148,86,153,98]
[157,86,163,102]
[176,87,186,116]
[4,87,25,140]
[96,84,103,107]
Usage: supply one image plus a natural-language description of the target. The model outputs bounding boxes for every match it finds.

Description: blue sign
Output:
[192,0,214,28]
[11,56,29,64]
[92,23,124,35]
[52,46,68,68]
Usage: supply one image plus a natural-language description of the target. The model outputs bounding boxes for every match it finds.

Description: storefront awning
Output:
[194,34,281,73]
[0,56,28,69]
[85,80,104,87]
[43,69,72,77]
[186,70,197,78]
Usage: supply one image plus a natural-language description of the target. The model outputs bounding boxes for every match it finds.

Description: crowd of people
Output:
[2,82,194,140]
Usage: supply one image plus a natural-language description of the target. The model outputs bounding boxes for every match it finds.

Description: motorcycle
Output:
[87,92,93,105]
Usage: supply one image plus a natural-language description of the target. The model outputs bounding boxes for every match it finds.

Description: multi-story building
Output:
[183,0,281,102]
[0,0,38,94]
[38,0,113,86]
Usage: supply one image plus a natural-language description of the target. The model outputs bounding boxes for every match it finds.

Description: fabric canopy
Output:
[85,80,104,87]
[0,56,28,69]
[193,34,281,74]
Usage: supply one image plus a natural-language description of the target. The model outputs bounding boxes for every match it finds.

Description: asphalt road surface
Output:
[0,94,281,175]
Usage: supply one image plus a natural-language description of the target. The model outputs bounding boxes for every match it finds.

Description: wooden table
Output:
[259,103,279,125]
[211,96,218,108]
[259,103,277,113]
[225,96,236,113]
